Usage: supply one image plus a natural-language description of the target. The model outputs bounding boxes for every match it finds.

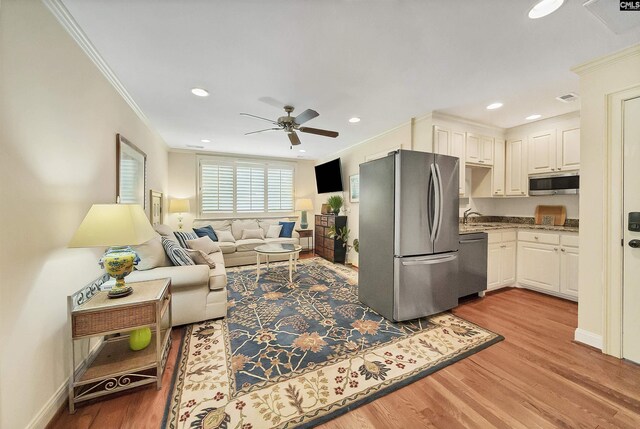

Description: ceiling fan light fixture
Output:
[349,117,361,123]
[528,0,564,19]
[191,87,209,97]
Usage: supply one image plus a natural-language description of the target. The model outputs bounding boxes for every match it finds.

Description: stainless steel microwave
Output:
[529,172,579,195]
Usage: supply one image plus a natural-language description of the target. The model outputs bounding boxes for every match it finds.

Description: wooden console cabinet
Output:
[315,215,347,263]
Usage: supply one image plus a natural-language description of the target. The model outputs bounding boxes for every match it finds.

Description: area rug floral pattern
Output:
[163,258,502,429]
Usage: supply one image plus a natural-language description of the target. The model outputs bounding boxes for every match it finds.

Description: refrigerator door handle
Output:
[460,238,486,243]
[401,254,457,266]
[428,165,435,241]
[429,163,439,242]
[434,162,444,242]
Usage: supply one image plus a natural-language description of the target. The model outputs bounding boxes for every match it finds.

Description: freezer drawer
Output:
[393,252,459,321]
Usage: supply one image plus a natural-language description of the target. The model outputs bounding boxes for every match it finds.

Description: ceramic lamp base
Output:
[100,246,140,299]
[108,285,133,299]
[300,210,308,230]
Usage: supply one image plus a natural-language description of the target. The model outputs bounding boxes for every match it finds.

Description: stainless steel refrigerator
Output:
[359,149,459,321]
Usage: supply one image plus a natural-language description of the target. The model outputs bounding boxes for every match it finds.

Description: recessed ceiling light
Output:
[528,0,564,19]
[526,114,542,120]
[349,117,361,123]
[486,102,503,110]
[186,144,204,149]
[191,87,209,97]
[299,149,306,153]
[201,139,211,143]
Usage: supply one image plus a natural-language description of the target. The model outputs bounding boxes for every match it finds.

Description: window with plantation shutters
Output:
[200,162,234,213]
[198,156,295,216]
[267,167,294,211]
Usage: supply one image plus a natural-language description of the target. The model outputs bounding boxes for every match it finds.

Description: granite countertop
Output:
[459,222,578,234]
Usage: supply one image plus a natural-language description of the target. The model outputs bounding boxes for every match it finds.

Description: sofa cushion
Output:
[241,228,265,240]
[186,236,221,254]
[185,249,217,268]
[279,221,296,238]
[193,225,218,242]
[161,237,195,266]
[193,219,231,232]
[264,237,297,245]
[173,230,198,248]
[232,219,260,240]
[124,264,209,289]
[208,252,227,291]
[154,224,174,238]
[215,230,236,243]
[265,224,282,238]
[218,242,237,254]
[236,238,266,252]
[133,234,172,270]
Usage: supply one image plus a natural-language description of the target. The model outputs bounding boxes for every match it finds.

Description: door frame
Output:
[604,85,640,357]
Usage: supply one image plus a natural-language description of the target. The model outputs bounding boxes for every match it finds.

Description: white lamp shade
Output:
[295,198,313,211]
[68,204,157,247]
[169,198,190,213]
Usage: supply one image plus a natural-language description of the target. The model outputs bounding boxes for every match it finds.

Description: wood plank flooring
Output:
[49,287,640,429]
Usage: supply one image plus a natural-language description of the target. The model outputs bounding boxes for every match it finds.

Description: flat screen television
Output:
[314,158,344,194]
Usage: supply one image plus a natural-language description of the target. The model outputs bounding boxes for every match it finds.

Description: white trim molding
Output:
[25,380,68,429]
[574,328,603,350]
[41,0,156,137]
[572,43,640,75]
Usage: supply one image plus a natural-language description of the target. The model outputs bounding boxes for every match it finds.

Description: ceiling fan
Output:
[240,105,339,147]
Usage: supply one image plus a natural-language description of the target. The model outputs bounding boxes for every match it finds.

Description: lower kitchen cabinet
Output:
[517,231,578,300]
[487,230,516,290]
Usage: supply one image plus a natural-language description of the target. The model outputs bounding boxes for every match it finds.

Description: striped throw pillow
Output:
[161,236,195,266]
[173,231,198,248]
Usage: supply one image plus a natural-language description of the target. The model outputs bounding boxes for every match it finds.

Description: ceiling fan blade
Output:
[244,128,280,136]
[239,113,278,125]
[288,131,301,146]
[299,127,339,138]
[294,109,319,125]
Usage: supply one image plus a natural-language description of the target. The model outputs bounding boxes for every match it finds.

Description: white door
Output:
[560,245,579,299]
[466,133,480,163]
[433,126,450,155]
[501,241,517,285]
[451,131,466,195]
[487,242,502,290]
[528,130,556,174]
[517,242,560,292]
[506,138,527,196]
[557,127,580,171]
[480,136,494,165]
[492,139,505,196]
[623,96,640,364]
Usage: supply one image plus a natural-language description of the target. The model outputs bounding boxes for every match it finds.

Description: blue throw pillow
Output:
[279,221,296,238]
[193,225,218,242]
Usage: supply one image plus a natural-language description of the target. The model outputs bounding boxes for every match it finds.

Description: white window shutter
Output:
[267,167,294,212]
[200,163,234,213]
[236,165,265,212]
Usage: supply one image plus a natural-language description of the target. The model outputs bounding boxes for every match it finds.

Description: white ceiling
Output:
[61,0,640,160]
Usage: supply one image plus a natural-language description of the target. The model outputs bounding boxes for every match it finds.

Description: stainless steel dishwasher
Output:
[458,232,488,298]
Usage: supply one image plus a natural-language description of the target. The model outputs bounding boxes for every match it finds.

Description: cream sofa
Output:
[192,218,300,267]
[106,230,228,327]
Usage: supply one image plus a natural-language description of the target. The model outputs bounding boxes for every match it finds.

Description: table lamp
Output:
[69,204,157,298]
[295,198,314,229]
[169,198,190,230]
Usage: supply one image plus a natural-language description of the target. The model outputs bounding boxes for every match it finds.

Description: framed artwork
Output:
[321,203,331,214]
[349,174,360,202]
[116,134,146,208]
[149,190,163,226]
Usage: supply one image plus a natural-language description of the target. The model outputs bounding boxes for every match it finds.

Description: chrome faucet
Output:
[463,208,483,225]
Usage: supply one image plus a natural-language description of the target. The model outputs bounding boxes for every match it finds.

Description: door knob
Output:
[630,239,640,248]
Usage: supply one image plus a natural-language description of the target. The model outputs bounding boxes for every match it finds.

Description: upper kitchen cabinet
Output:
[466,133,493,166]
[557,126,580,171]
[433,126,466,195]
[528,129,557,174]
[492,139,505,196]
[506,137,528,196]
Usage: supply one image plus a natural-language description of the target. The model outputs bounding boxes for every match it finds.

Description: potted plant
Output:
[328,226,359,265]
[327,195,343,215]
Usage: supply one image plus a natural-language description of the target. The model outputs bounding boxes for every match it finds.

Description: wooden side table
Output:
[296,229,314,253]
[67,278,172,413]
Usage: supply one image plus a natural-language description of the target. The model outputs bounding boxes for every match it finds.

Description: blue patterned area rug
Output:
[163,257,502,429]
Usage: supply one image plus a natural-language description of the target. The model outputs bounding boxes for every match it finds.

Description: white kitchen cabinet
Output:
[506,137,528,196]
[480,136,494,166]
[492,139,505,196]
[557,127,580,172]
[487,231,516,291]
[433,126,466,195]
[517,231,578,300]
[466,133,481,164]
[528,129,557,174]
[559,235,579,298]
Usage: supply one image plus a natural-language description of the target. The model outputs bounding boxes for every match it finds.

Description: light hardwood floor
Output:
[49,287,640,429]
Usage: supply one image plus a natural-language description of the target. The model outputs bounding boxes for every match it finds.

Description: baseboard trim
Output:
[574,328,603,350]
[27,380,67,429]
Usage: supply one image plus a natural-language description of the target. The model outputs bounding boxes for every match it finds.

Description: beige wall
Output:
[574,45,640,342]
[167,151,316,230]
[0,1,169,428]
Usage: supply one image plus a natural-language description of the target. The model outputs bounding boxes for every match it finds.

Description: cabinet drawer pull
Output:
[521,191,525,195]
[561,248,565,252]
[534,236,539,240]
[554,247,558,251]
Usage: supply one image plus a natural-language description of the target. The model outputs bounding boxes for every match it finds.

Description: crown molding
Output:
[572,43,640,75]
[42,0,153,132]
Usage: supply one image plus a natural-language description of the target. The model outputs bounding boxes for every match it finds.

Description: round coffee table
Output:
[255,243,302,283]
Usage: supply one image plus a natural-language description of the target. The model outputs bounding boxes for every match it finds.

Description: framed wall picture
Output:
[149,190,163,226]
[349,174,360,203]
[116,134,146,208]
